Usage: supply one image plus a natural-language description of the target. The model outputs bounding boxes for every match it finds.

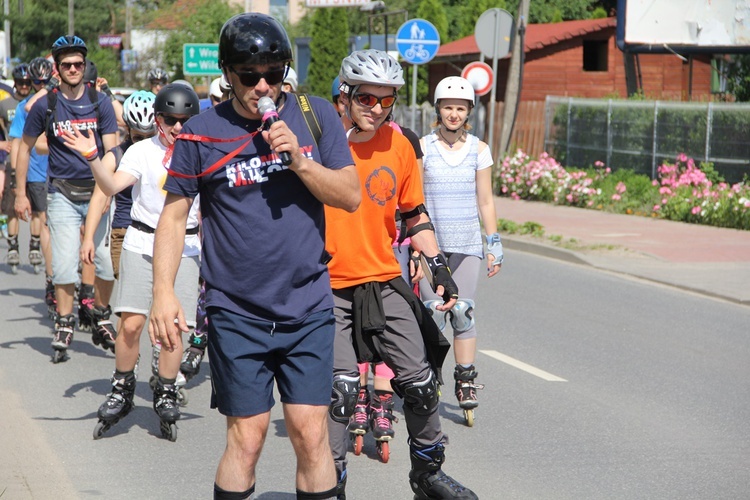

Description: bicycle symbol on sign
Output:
[405,44,430,60]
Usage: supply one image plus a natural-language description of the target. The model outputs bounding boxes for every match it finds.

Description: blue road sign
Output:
[396,19,441,65]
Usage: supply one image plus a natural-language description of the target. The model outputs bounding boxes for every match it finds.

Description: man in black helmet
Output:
[149,13,360,500]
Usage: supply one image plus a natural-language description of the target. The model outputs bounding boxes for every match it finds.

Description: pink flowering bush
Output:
[496,151,750,230]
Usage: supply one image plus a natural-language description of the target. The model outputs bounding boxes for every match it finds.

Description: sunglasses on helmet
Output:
[229,66,286,88]
[353,93,397,109]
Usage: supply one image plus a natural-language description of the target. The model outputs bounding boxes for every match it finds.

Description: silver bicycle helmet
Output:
[147,68,169,84]
[339,50,404,91]
[123,91,156,134]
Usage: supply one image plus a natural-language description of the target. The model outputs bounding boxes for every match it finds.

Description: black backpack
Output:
[45,83,102,140]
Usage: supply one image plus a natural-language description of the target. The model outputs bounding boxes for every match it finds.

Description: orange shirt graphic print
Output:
[365,166,397,206]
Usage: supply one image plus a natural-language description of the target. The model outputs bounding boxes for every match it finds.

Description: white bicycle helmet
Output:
[209,77,223,99]
[123,91,156,134]
[434,76,475,106]
[283,67,298,92]
[339,49,404,91]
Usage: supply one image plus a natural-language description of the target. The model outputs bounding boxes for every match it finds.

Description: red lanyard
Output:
[165,130,260,179]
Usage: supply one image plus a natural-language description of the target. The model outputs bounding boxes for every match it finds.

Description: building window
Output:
[270,0,287,23]
[583,40,608,72]
[711,57,728,94]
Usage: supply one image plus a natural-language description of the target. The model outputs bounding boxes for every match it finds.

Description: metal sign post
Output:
[397,19,440,131]
[474,9,514,151]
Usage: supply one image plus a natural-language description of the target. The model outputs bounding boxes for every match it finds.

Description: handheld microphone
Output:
[258,96,292,166]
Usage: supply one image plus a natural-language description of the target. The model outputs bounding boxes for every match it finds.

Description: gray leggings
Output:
[328,284,444,477]
[420,253,481,339]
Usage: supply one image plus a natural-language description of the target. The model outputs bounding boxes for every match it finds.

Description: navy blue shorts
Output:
[207,307,335,417]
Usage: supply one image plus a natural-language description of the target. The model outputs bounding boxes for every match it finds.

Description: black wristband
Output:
[423,253,459,301]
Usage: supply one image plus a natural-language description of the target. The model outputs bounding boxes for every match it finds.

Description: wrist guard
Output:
[45,76,59,92]
[485,232,504,266]
[420,253,459,302]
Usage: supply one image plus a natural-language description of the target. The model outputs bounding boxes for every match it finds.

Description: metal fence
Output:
[543,96,750,183]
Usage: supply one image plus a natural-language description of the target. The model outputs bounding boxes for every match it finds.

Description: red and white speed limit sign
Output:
[461,61,494,96]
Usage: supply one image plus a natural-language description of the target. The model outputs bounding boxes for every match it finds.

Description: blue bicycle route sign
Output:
[396,19,441,65]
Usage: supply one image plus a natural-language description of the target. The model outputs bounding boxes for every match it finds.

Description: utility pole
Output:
[4,0,10,77]
[499,0,529,155]
[68,0,74,35]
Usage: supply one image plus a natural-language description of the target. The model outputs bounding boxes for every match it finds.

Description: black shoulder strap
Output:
[45,89,59,139]
[87,84,102,138]
[294,93,322,146]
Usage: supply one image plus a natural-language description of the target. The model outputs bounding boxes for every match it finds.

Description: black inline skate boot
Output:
[347,387,369,456]
[94,370,136,439]
[51,313,76,363]
[77,284,95,332]
[180,331,207,381]
[454,365,484,427]
[153,377,180,441]
[45,276,57,320]
[91,305,117,353]
[409,441,478,500]
[369,392,398,463]
[28,235,43,274]
[5,235,19,274]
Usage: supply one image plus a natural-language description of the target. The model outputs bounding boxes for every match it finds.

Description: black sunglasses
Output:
[230,66,286,88]
[15,79,31,86]
[159,114,190,127]
[60,61,85,71]
[32,78,50,85]
[353,92,397,109]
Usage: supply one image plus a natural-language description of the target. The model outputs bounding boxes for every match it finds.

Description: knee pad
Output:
[449,299,475,334]
[392,371,439,416]
[329,374,360,424]
[423,300,448,332]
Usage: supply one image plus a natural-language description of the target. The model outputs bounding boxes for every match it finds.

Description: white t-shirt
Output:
[118,136,201,257]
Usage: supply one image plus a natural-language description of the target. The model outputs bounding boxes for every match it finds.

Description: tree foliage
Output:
[726,55,750,102]
[308,8,349,99]
[161,0,239,81]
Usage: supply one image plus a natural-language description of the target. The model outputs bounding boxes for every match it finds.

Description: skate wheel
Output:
[353,434,363,456]
[464,409,474,427]
[10,264,17,275]
[93,420,109,440]
[149,375,157,390]
[33,264,40,274]
[161,421,177,442]
[52,349,68,364]
[177,388,188,406]
[378,441,390,463]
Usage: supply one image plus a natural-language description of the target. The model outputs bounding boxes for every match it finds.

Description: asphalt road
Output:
[1,235,749,499]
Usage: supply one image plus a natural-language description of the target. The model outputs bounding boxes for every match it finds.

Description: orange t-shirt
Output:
[326,126,424,289]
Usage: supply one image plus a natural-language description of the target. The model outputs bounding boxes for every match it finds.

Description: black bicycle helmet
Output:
[219,13,292,69]
[154,83,200,116]
[12,63,30,81]
[83,60,98,84]
[147,68,169,84]
[29,57,53,81]
[51,35,87,60]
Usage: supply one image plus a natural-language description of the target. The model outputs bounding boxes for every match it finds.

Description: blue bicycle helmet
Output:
[51,35,87,60]
[12,63,30,81]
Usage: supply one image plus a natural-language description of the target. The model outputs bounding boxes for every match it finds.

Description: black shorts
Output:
[27,182,47,213]
[1,167,15,216]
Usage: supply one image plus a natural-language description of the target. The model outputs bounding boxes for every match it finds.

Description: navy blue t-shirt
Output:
[165,94,354,323]
[110,140,133,229]
[23,87,118,181]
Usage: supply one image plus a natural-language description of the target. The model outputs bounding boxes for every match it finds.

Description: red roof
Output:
[437,17,616,58]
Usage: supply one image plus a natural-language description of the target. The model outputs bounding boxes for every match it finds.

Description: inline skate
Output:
[153,377,180,441]
[369,392,397,463]
[93,370,135,439]
[51,313,76,363]
[5,235,19,274]
[180,331,206,381]
[347,387,369,456]
[45,276,57,320]
[409,441,478,499]
[28,235,43,274]
[150,343,188,405]
[91,305,117,353]
[77,284,95,332]
[454,365,484,427]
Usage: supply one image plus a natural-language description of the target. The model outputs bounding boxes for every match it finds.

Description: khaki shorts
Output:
[110,227,126,280]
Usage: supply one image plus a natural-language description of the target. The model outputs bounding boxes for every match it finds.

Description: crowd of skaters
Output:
[0,11,504,500]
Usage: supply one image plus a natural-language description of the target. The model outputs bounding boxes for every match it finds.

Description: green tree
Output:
[413,0,448,103]
[308,7,349,99]
[505,0,597,23]
[161,0,239,80]
[726,55,750,102]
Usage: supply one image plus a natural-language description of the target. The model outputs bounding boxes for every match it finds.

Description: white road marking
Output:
[480,349,567,382]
